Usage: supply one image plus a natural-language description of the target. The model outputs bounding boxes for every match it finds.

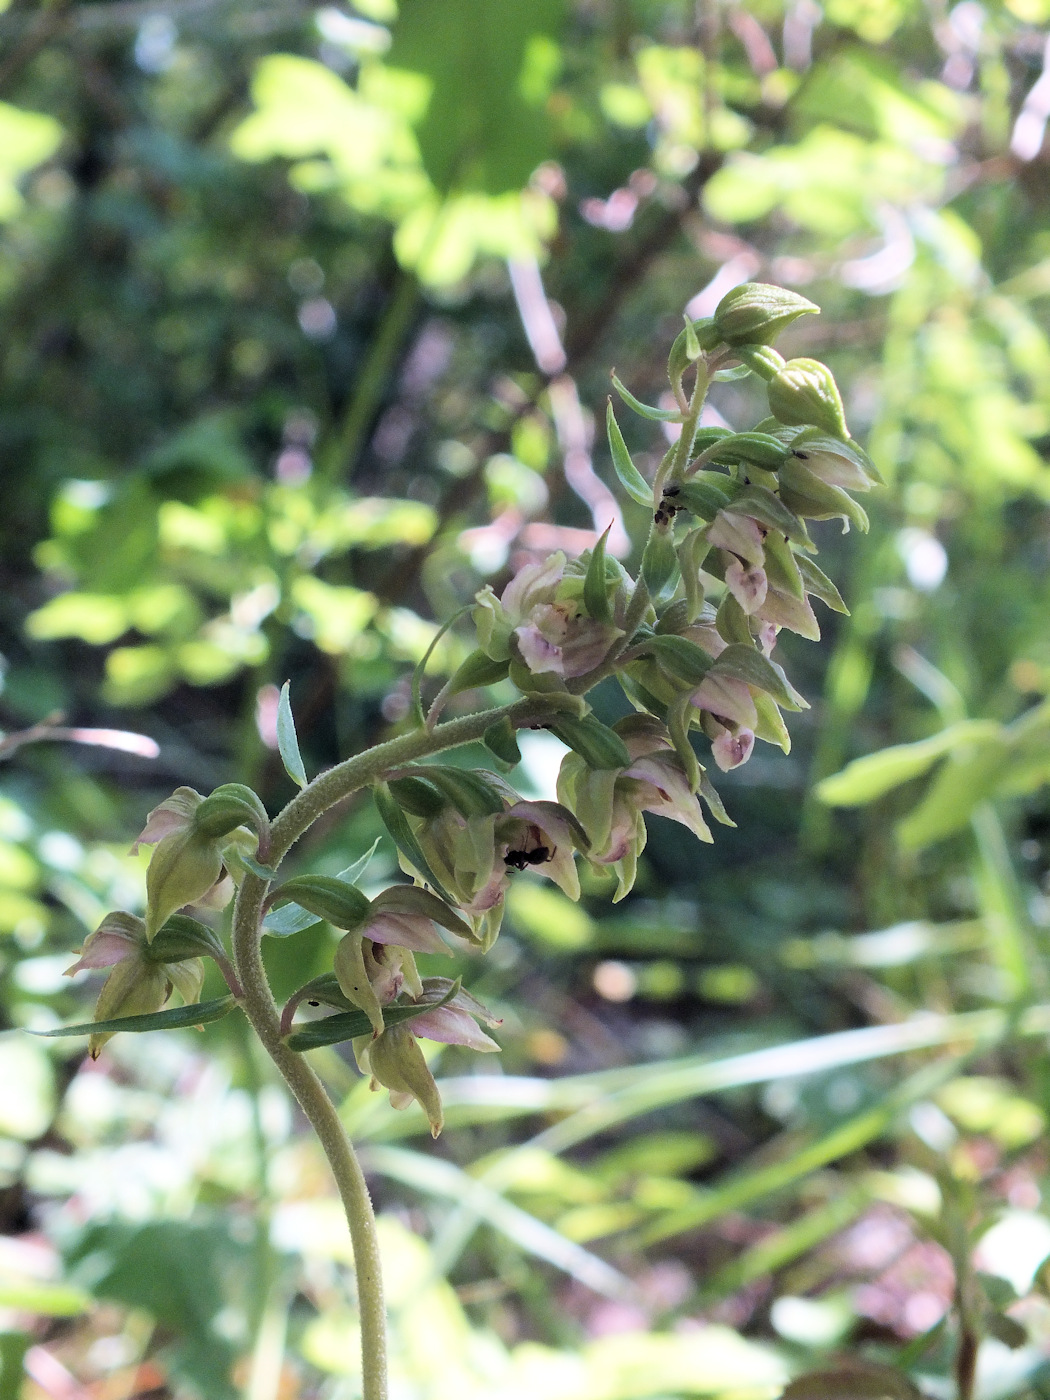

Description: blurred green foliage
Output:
[4,0,1050,1397]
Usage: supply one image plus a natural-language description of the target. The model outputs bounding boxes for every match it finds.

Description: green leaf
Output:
[897,735,1010,850]
[388,0,565,195]
[606,400,654,505]
[33,995,238,1039]
[778,456,869,532]
[730,485,813,546]
[269,875,371,930]
[683,314,701,362]
[277,680,308,789]
[715,591,754,646]
[763,530,804,600]
[710,644,807,710]
[286,987,457,1051]
[263,841,381,936]
[610,375,684,424]
[705,432,790,469]
[547,714,631,769]
[446,649,511,696]
[583,523,612,622]
[637,634,715,688]
[641,525,679,602]
[483,716,522,766]
[374,781,456,904]
[797,553,848,612]
[816,722,1001,807]
[226,850,277,882]
[398,764,506,818]
[148,914,227,964]
[676,476,732,520]
[193,784,269,842]
[668,695,700,792]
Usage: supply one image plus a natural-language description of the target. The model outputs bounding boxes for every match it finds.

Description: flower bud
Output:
[88,959,169,1058]
[713,283,818,347]
[364,1024,445,1137]
[144,829,224,941]
[767,358,849,438]
[130,787,203,854]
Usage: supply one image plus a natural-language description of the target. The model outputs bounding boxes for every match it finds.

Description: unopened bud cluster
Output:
[69,286,877,1134]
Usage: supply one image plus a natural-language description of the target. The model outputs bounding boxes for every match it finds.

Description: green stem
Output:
[654,362,709,501]
[269,694,560,863]
[231,690,567,1400]
[232,875,389,1400]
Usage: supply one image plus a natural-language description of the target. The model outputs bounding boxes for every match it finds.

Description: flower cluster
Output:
[67,285,878,1137]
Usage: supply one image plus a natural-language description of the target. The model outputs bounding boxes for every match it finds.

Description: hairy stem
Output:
[231,689,568,1400]
[233,872,389,1400]
[269,693,561,864]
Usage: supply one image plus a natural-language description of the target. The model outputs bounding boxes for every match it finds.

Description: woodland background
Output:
[1,0,1050,1396]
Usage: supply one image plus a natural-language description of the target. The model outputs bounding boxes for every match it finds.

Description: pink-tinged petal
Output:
[501,553,564,619]
[756,587,820,640]
[706,511,764,565]
[799,448,871,490]
[365,911,450,954]
[191,873,234,912]
[724,558,768,615]
[410,1005,500,1051]
[713,727,755,771]
[464,870,508,916]
[130,787,201,854]
[558,619,621,678]
[66,931,138,976]
[624,758,713,844]
[756,621,778,657]
[515,622,566,675]
[694,675,758,728]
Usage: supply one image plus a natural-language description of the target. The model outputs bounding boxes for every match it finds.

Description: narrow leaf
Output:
[286,984,458,1051]
[374,781,455,904]
[269,875,371,930]
[547,714,631,770]
[33,995,238,1038]
[263,841,382,937]
[711,644,807,711]
[816,721,1001,808]
[637,634,714,688]
[606,401,654,506]
[641,525,679,602]
[446,650,511,697]
[483,717,522,766]
[277,681,308,789]
[797,554,848,613]
[610,375,684,424]
[583,524,612,622]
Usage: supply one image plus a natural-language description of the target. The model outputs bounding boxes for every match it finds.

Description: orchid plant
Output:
[45,285,880,1400]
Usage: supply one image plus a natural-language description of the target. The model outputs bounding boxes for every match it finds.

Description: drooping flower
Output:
[400,791,588,946]
[66,911,205,1058]
[348,978,501,1136]
[558,718,714,901]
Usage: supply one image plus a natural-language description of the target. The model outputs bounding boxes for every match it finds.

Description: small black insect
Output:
[793,450,810,460]
[505,845,552,871]
[663,484,681,498]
